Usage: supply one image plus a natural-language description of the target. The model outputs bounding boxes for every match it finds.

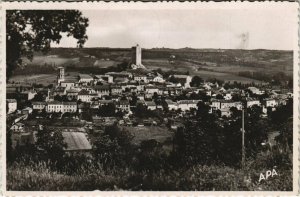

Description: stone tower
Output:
[57,67,65,84]
[131,44,144,69]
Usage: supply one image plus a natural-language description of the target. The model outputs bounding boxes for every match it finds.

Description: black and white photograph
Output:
[3,2,298,193]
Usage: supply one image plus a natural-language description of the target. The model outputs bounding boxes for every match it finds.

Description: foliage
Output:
[98,103,117,117]
[190,76,203,87]
[93,125,134,167]
[35,127,67,162]
[7,10,89,79]
[7,156,292,191]
[133,103,159,119]
[270,98,293,127]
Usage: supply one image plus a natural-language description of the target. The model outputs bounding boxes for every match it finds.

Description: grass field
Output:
[143,59,265,84]
[9,72,82,86]
[7,159,292,191]
[23,55,79,68]
[9,74,57,86]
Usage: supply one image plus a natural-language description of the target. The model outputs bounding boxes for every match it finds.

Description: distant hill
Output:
[13,47,293,84]
[41,47,292,73]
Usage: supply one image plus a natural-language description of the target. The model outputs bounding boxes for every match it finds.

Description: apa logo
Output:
[259,169,278,182]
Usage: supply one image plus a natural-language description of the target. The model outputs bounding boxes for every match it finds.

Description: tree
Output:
[54,95,63,102]
[169,75,179,84]
[190,76,203,87]
[94,125,133,167]
[270,98,293,127]
[216,94,224,100]
[98,103,117,117]
[35,127,66,162]
[32,92,45,102]
[7,10,89,79]
[130,93,138,106]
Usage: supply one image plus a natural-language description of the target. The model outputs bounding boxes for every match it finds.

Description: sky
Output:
[53,8,297,50]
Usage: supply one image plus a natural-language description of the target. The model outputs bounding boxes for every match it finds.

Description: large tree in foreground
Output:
[6,10,89,79]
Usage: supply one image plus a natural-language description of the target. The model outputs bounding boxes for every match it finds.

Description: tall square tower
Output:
[132,44,142,66]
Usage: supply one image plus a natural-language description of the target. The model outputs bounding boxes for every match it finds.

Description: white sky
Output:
[53,8,297,50]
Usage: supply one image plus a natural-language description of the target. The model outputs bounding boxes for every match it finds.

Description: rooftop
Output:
[79,74,93,79]
[7,99,17,103]
[177,100,200,104]
[78,89,90,95]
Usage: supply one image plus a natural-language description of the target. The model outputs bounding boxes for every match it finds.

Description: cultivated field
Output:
[143,59,265,84]
[9,72,82,86]
[9,74,57,86]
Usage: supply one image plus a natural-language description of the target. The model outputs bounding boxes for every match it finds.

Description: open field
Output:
[9,72,82,86]
[23,55,80,67]
[143,59,265,84]
[9,74,57,86]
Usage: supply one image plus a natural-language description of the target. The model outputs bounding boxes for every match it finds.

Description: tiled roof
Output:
[78,89,90,95]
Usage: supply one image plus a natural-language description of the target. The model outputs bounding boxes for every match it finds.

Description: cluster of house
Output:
[7,66,292,119]
[6,45,293,153]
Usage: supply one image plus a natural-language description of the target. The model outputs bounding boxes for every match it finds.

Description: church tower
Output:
[57,67,65,85]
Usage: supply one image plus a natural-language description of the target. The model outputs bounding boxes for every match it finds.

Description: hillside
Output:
[12,47,293,84]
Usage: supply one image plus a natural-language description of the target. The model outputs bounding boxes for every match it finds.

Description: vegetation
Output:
[7,10,89,79]
[7,99,293,191]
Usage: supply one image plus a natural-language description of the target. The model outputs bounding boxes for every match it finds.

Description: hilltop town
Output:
[6,45,293,153]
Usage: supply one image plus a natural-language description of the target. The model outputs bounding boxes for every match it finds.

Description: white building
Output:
[211,100,221,110]
[60,81,75,90]
[246,98,261,108]
[172,75,192,88]
[111,86,122,95]
[177,100,200,111]
[57,67,65,84]
[211,99,243,110]
[145,101,156,110]
[220,101,243,110]
[166,99,178,110]
[94,75,113,84]
[77,90,91,103]
[220,108,231,117]
[94,85,110,97]
[79,74,94,84]
[21,90,37,100]
[32,101,46,111]
[134,75,147,82]
[152,76,165,83]
[7,99,17,114]
[263,98,278,108]
[248,87,264,95]
[224,93,232,100]
[46,101,77,113]
[145,86,159,95]
[117,100,130,112]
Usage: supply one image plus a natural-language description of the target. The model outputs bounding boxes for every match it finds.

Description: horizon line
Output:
[50,46,293,51]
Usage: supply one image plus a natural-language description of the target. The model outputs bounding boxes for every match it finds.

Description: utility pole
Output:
[242,109,245,170]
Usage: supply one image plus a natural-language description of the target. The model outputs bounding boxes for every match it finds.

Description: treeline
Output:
[238,71,292,87]
[66,61,130,75]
